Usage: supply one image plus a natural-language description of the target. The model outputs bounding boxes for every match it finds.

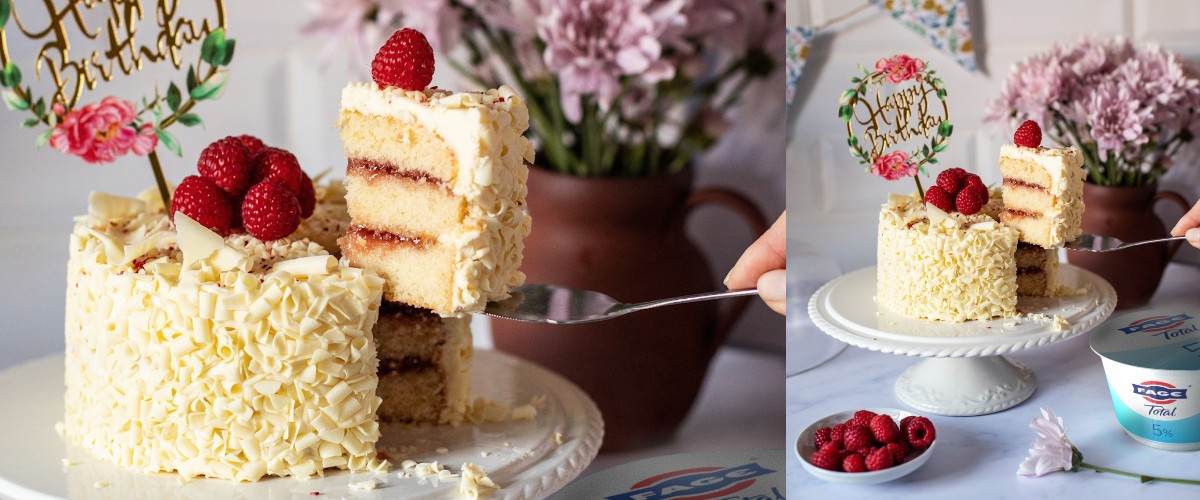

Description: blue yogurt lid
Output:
[1090,308,1200,370]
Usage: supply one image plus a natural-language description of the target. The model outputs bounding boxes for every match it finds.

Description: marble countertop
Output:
[787,262,1200,499]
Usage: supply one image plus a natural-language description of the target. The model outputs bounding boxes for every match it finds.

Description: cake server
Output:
[484,284,759,324]
[1064,233,1186,252]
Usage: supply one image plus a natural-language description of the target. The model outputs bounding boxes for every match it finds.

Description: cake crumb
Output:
[554,432,565,446]
[348,478,383,490]
[1052,315,1070,332]
[459,463,499,499]
[480,451,491,458]
[436,447,449,455]
[510,404,537,421]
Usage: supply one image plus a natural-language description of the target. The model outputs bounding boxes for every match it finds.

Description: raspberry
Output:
[956,183,989,215]
[924,185,954,212]
[843,425,875,450]
[865,446,895,472]
[197,137,255,197]
[813,427,833,449]
[808,449,841,471]
[254,147,304,195]
[905,416,937,448]
[1013,119,1042,148]
[235,134,267,156]
[819,442,842,455]
[842,453,867,473]
[298,172,316,218]
[936,167,967,195]
[171,175,234,235]
[830,423,847,443]
[849,409,877,428]
[241,181,302,241]
[372,28,435,90]
[964,173,986,191]
[886,440,911,462]
[870,414,902,444]
[900,416,916,431]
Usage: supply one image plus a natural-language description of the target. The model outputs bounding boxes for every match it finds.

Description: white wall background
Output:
[0,2,786,370]
[786,0,1200,274]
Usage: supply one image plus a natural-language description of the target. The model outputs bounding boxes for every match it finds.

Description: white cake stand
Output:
[807,264,1116,416]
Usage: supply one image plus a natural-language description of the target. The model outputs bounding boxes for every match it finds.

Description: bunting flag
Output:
[869,0,977,73]
[786,25,815,111]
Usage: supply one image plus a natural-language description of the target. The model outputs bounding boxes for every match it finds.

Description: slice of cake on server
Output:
[998,120,1086,249]
[337,29,533,317]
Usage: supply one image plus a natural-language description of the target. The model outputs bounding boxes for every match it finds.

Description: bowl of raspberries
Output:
[796,408,937,484]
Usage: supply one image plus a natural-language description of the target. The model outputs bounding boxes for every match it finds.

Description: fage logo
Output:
[605,462,776,500]
[1119,314,1193,335]
[1133,380,1188,405]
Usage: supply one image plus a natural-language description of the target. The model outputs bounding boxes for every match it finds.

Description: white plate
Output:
[0,350,603,500]
[809,264,1117,357]
[794,408,936,484]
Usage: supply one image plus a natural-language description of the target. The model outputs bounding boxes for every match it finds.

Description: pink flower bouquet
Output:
[986,37,1200,186]
[303,0,783,177]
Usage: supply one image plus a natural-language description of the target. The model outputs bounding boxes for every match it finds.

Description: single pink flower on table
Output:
[1018,407,1079,477]
[870,151,917,180]
[49,96,153,164]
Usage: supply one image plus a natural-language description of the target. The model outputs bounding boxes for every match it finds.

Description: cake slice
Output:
[998,144,1086,248]
[337,84,534,316]
[374,302,473,425]
[1015,243,1059,297]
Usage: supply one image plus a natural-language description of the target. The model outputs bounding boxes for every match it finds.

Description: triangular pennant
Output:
[786,25,815,111]
[869,0,977,73]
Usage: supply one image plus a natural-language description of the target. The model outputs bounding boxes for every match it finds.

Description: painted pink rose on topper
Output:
[875,54,926,84]
[49,96,157,164]
[870,151,917,180]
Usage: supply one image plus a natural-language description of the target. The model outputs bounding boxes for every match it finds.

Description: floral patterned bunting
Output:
[869,0,976,73]
[785,25,814,111]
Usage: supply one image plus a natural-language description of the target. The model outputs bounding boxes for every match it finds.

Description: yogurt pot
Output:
[548,449,784,499]
[1090,307,1200,451]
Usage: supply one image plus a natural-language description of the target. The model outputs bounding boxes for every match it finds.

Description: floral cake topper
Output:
[0,0,234,207]
[839,54,952,197]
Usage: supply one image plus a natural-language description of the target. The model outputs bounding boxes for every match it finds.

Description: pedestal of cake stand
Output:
[894,355,1036,416]
[808,265,1116,417]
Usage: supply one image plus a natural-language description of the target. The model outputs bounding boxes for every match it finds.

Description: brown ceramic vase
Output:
[491,166,768,451]
[1067,182,1189,309]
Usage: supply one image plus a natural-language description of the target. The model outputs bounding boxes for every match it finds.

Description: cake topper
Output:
[839,54,952,197]
[0,0,235,207]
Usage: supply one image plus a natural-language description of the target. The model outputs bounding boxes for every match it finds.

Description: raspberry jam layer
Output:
[1003,208,1042,220]
[347,157,447,187]
[346,225,429,250]
[1003,178,1049,192]
[378,356,436,376]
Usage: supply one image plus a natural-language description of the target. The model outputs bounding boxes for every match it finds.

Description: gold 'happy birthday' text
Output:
[854,79,946,158]
[4,0,225,108]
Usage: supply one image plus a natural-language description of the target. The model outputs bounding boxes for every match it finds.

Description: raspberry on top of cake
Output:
[337,28,533,317]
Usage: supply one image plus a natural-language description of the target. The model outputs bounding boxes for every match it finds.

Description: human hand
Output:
[1170,199,1200,250]
[725,212,786,315]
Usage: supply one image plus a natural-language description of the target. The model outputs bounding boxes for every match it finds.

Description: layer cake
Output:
[877,192,1020,322]
[337,84,534,316]
[64,190,387,481]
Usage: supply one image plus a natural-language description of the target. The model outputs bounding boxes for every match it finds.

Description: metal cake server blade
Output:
[1064,233,1186,252]
[484,284,759,324]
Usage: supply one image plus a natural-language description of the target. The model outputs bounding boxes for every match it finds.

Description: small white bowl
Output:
[795,407,937,484]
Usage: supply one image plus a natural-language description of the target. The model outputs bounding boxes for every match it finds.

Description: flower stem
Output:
[148,150,171,211]
[1080,462,1200,486]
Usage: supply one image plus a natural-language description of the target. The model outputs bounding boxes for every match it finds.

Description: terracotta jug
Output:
[1067,182,1189,309]
[491,166,768,451]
